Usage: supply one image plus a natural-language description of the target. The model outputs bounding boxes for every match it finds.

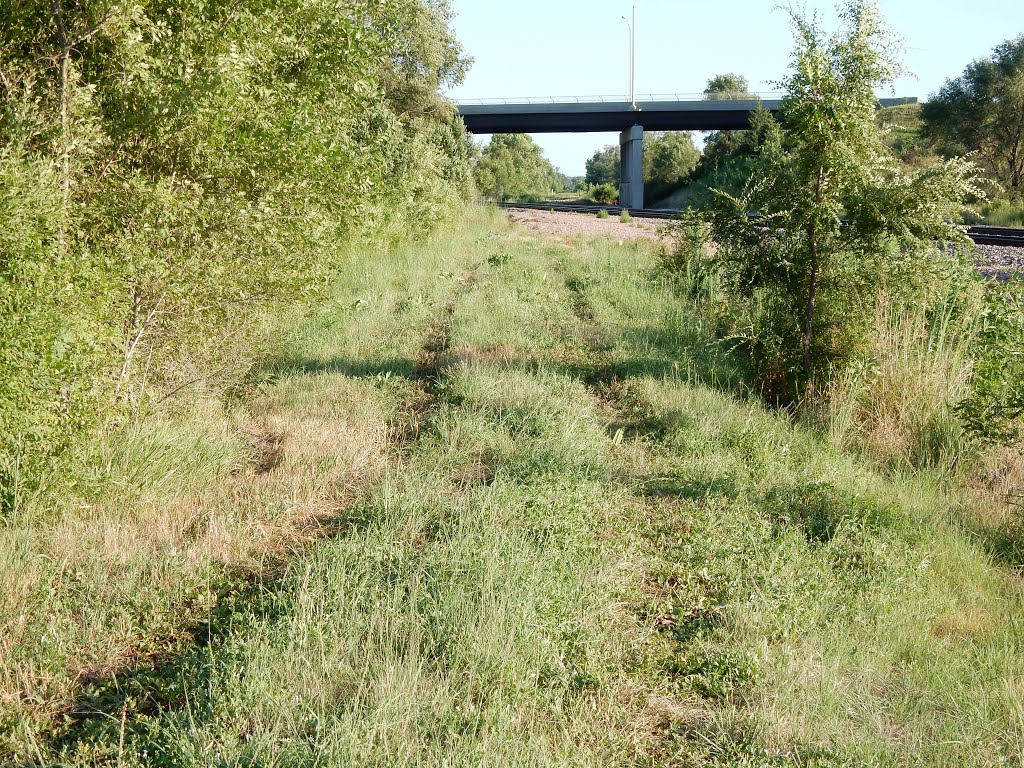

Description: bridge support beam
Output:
[619,125,644,209]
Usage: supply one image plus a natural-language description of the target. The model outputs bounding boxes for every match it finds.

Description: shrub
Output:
[0,0,473,511]
[597,209,610,219]
[0,151,108,507]
[619,211,632,223]
[703,1,980,399]
[589,183,618,205]
[662,212,718,302]
[959,280,1024,445]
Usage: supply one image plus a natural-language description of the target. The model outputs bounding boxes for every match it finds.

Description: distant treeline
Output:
[0,0,473,508]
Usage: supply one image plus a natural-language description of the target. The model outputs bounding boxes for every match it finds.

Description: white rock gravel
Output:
[976,243,1024,281]
[504,208,667,242]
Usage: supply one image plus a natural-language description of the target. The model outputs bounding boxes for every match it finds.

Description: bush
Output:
[959,280,1024,445]
[0,151,108,506]
[703,1,980,399]
[619,211,632,223]
[589,183,618,205]
[597,209,610,219]
[0,0,473,511]
[661,212,718,301]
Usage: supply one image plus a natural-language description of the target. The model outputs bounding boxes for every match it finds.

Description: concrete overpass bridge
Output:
[457,94,916,208]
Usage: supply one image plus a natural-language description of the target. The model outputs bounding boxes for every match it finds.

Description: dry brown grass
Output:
[0,372,405,750]
[814,294,978,472]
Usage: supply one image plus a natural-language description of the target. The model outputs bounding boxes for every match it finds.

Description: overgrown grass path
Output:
[9,210,1024,765]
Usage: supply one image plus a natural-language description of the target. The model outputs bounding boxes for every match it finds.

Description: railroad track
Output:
[497,201,1024,248]
[498,201,679,220]
[965,225,1024,248]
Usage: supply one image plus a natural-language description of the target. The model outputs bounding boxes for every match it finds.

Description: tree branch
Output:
[117,294,166,390]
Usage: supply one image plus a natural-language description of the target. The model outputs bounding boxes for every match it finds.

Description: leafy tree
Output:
[922,35,1024,200]
[564,175,586,193]
[474,134,560,201]
[0,0,473,508]
[585,145,620,186]
[700,73,757,174]
[643,132,700,200]
[703,73,755,100]
[586,133,699,203]
[703,0,980,395]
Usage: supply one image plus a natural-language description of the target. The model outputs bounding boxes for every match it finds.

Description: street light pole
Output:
[621,1,636,109]
[631,0,636,107]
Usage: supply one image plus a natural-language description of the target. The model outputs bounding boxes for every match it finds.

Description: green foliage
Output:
[703,1,981,397]
[662,74,760,207]
[473,133,561,201]
[619,210,632,223]
[587,133,701,203]
[922,34,1024,200]
[959,281,1024,444]
[589,183,618,205]
[878,103,939,169]
[6,208,1024,766]
[596,209,610,219]
[703,72,755,100]
[585,145,620,187]
[564,175,586,193]
[976,198,1024,226]
[661,211,718,301]
[0,151,106,506]
[642,132,700,201]
[0,0,472,509]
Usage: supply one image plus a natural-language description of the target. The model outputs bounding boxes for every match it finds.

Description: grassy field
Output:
[2,208,1023,765]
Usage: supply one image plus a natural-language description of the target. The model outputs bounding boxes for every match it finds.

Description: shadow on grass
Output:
[642,475,743,502]
[268,355,420,381]
[48,312,750,758]
[48,568,288,760]
[956,512,1024,574]
[48,499,386,761]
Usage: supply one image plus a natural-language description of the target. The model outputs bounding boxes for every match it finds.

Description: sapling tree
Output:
[704,0,982,395]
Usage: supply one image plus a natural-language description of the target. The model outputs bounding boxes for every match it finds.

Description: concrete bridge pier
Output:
[619,125,644,209]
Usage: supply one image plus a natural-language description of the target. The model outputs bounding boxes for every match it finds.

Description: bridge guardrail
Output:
[453,92,786,106]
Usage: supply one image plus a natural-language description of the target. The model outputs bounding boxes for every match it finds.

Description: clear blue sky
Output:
[445,0,1024,176]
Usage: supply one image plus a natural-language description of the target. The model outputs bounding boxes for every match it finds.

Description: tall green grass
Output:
[980,199,1024,227]
[814,291,981,473]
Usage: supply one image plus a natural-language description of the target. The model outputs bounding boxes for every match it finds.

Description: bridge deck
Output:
[457,97,916,133]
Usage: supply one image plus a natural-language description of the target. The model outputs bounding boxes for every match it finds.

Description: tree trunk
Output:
[802,226,820,373]
[51,1,71,245]
[1009,135,1022,194]
[802,165,826,373]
